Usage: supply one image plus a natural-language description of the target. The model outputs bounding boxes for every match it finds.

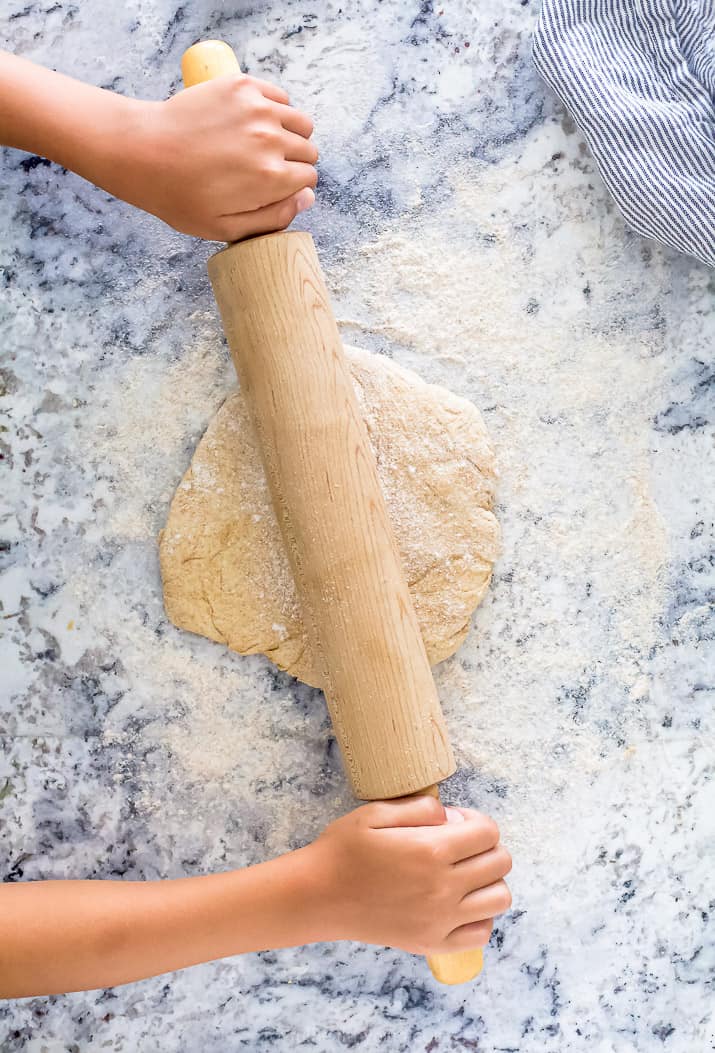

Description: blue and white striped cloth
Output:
[533,1,715,267]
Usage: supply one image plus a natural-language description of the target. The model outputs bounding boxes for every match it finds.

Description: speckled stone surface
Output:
[1,2,714,1051]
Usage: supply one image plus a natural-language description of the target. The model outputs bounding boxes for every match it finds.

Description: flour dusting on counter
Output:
[326,161,674,850]
[2,1,712,1049]
[83,329,233,540]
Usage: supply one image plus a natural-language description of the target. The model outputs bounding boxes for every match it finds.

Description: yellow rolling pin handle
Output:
[182,39,241,86]
[180,40,484,988]
[422,785,484,984]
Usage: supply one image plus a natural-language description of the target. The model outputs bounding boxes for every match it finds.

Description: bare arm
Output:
[0,848,323,998]
[1,797,511,998]
[0,50,137,170]
[0,50,318,239]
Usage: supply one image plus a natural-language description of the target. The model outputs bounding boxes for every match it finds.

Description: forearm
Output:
[0,846,328,997]
[0,49,319,239]
[0,50,145,185]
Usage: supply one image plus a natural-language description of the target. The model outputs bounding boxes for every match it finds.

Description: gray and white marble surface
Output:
[1,1,713,1050]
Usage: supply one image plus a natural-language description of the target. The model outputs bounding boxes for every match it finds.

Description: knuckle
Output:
[223,74,244,94]
[255,98,275,118]
[232,76,259,100]
[261,158,284,180]
[229,77,254,101]
[253,123,278,145]
[419,795,445,820]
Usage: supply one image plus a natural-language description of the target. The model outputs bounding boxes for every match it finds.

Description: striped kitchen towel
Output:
[533,0,715,267]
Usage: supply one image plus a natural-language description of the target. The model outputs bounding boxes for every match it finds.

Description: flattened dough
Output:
[160,346,500,688]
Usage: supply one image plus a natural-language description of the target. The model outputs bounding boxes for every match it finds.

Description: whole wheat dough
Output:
[159,346,500,687]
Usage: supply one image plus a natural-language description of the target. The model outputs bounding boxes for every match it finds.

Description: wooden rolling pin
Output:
[182,40,483,985]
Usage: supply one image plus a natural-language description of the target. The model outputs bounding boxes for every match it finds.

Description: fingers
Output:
[429,810,501,863]
[459,879,512,922]
[278,160,319,199]
[245,75,290,105]
[216,186,314,243]
[454,844,512,894]
[363,794,446,830]
[442,880,511,952]
[445,918,494,951]
[271,101,314,138]
[251,162,317,208]
[242,85,314,138]
[283,130,319,164]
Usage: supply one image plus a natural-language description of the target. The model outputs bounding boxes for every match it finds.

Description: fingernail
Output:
[295,187,315,214]
[445,807,466,824]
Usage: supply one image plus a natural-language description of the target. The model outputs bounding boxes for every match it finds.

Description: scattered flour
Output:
[81,133,672,869]
[325,154,671,859]
[81,324,234,540]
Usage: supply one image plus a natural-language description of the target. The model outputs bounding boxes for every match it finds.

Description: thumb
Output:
[363,794,447,830]
[217,186,315,242]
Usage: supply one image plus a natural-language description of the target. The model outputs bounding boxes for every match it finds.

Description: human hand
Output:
[0,793,510,998]
[308,795,512,955]
[0,53,317,241]
[96,73,318,241]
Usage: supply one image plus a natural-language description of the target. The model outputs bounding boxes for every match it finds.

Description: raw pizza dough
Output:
[159,346,500,688]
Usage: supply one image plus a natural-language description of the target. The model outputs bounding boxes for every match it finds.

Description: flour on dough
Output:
[159,346,500,688]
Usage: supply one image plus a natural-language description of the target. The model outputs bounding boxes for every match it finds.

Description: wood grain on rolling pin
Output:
[184,35,482,979]
[208,231,455,800]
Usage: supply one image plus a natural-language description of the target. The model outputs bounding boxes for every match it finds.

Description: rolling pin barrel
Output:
[182,40,484,984]
[208,232,454,800]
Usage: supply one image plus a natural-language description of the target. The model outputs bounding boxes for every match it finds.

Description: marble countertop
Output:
[1,1,713,1050]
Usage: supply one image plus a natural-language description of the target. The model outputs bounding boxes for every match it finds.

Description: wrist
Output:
[281,841,343,945]
[219,842,343,955]
[74,94,160,196]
